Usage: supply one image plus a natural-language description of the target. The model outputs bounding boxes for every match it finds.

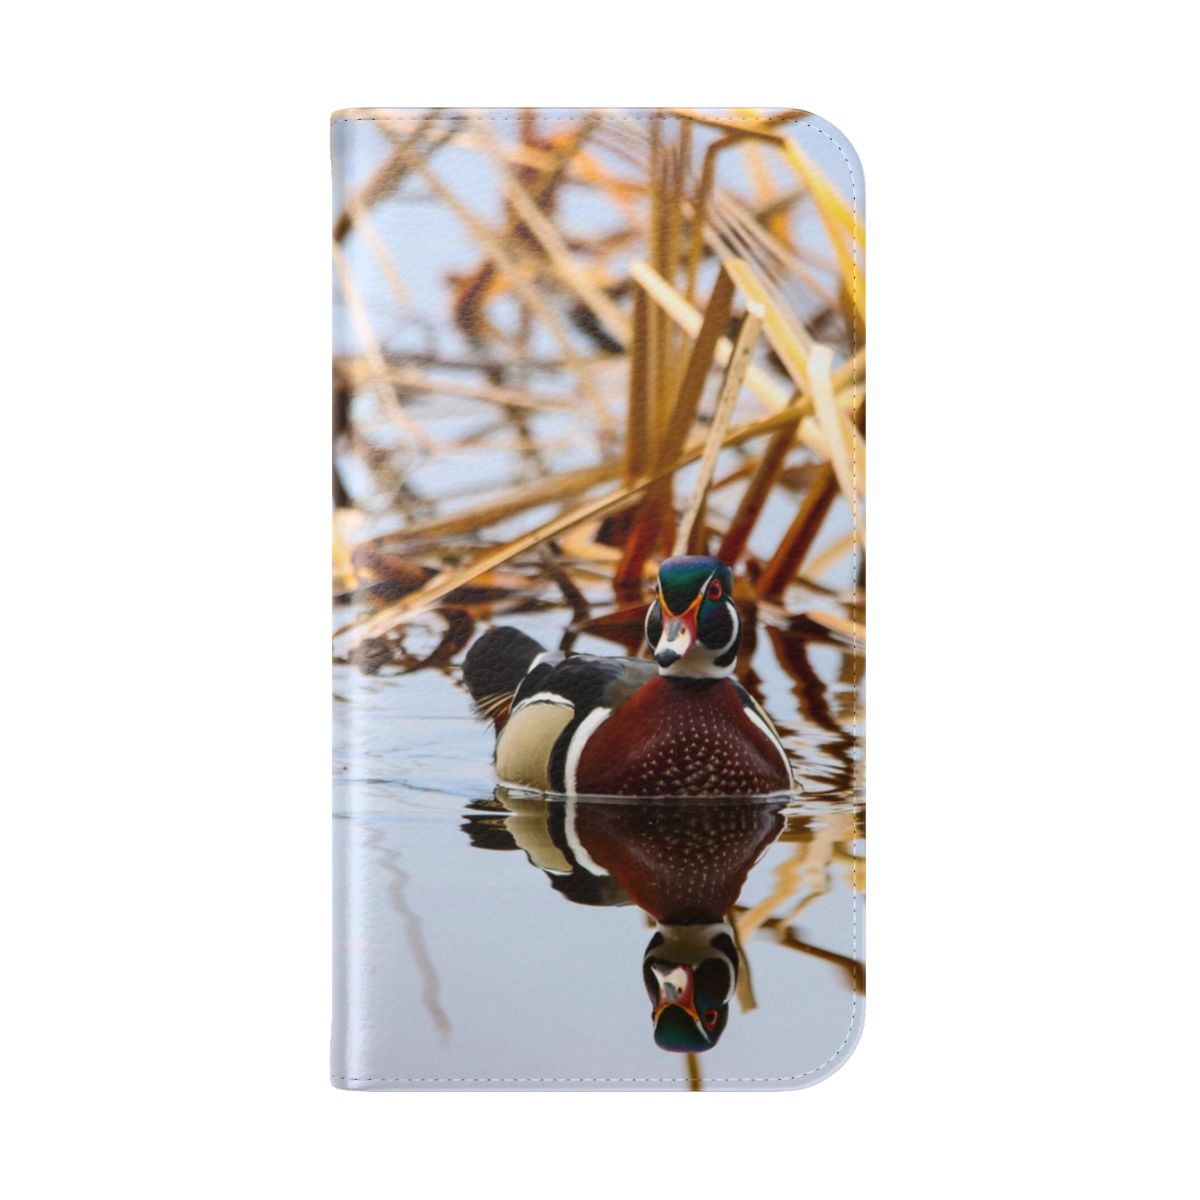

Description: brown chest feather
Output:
[575,677,790,797]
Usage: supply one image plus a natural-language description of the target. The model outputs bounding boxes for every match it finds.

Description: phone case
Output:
[332,108,864,1091]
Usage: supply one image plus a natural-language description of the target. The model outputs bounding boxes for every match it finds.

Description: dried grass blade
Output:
[380,367,578,414]
[331,110,437,241]
[411,153,610,433]
[803,531,854,580]
[665,109,778,137]
[351,482,655,638]
[674,304,764,554]
[331,241,433,450]
[613,268,733,590]
[658,269,736,463]
[710,192,837,309]
[780,138,865,323]
[809,342,860,506]
[413,159,577,358]
[755,464,838,599]
[625,285,650,483]
[716,414,802,564]
[686,132,737,301]
[780,138,862,248]
[350,204,409,307]
[476,121,631,347]
[630,261,789,410]
[723,256,813,393]
[370,461,624,544]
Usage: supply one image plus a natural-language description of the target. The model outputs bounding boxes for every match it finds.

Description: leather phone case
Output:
[332,108,864,1091]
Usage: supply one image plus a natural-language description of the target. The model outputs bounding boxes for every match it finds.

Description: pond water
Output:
[332,601,864,1091]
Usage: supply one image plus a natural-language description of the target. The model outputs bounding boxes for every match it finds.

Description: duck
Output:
[462,792,785,1051]
[462,555,794,798]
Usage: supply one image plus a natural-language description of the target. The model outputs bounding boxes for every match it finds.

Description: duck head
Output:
[643,922,739,1052]
[645,555,740,678]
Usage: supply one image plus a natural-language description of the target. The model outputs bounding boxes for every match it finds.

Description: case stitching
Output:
[334,110,861,1085]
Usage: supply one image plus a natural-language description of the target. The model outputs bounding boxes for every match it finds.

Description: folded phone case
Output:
[332,108,864,1091]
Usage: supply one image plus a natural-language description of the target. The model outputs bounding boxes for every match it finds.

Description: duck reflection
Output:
[464,794,784,1052]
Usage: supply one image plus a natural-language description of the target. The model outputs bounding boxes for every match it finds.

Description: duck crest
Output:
[657,556,716,619]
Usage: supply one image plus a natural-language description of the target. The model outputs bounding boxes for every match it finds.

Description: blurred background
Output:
[332,107,864,690]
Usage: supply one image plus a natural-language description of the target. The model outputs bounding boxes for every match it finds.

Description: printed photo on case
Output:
[332,108,864,1090]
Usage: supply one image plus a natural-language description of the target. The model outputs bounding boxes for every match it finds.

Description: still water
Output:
[333,602,864,1091]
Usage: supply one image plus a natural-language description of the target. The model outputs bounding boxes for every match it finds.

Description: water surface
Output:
[333,604,864,1091]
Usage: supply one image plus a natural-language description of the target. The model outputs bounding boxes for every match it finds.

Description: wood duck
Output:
[463,793,785,1051]
[462,556,794,798]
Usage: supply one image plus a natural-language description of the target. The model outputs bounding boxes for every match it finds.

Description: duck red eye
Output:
[706,579,723,601]
[704,1009,719,1028]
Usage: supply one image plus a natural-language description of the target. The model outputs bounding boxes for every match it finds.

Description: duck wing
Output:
[481,644,655,793]
[512,651,655,714]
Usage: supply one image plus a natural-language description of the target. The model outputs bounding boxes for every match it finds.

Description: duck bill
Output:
[654,598,699,668]
[651,963,701,1026]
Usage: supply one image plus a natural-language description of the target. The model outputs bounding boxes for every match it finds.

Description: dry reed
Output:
[333,107,865,652]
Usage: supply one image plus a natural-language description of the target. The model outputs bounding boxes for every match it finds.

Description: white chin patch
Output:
[656,626,694,661]
[659,646,734,679]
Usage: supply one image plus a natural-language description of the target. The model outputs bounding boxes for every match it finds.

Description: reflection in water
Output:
[361,824,452,1040]
[465,793,859,1056]
[335,599,863,1089]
